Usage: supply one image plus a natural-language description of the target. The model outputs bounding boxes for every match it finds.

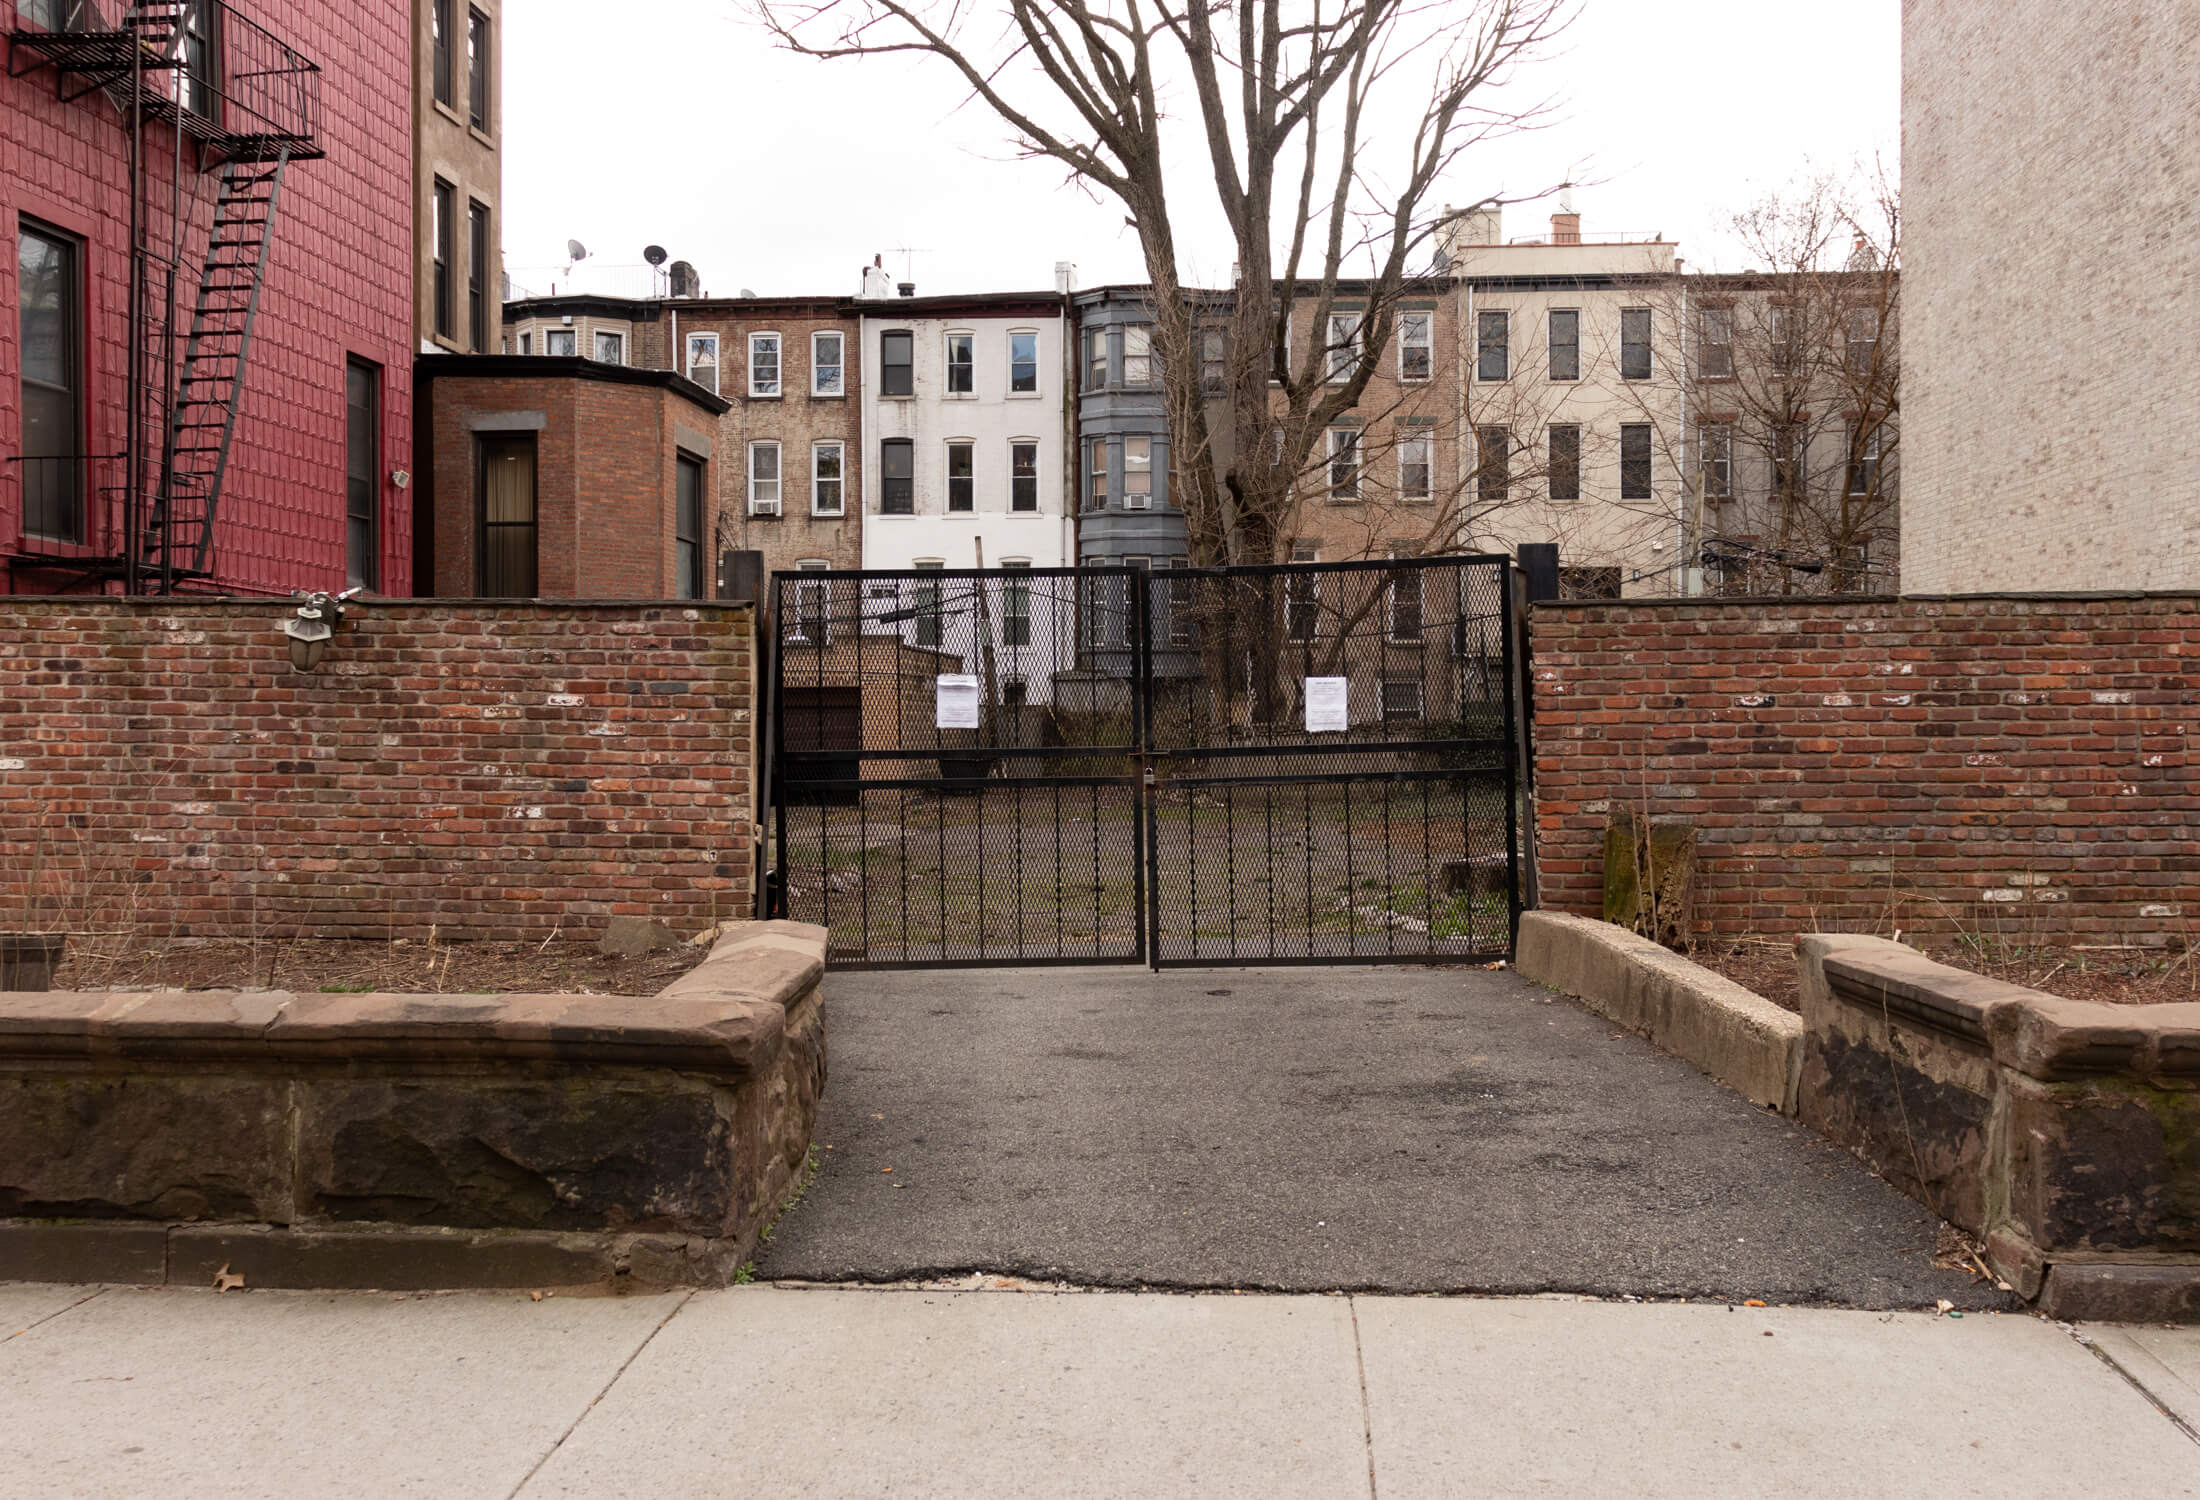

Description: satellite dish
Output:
[739,288,755,299]
[566,239,589,263]
[643,245,668,267]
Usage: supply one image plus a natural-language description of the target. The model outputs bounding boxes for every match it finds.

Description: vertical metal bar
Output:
[1134,567,1154,968]
[1343,776,1355,959]
[1498,560,1522,953]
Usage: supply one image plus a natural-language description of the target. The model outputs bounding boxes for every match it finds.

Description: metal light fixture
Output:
[283,588,361,672]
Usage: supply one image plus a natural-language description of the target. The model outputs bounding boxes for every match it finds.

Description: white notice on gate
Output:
[935,673,982,729]
[1304,676,1349,733]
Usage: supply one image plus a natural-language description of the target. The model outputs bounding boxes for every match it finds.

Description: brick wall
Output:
[0,599,756,941]
[1532,594,2199,943]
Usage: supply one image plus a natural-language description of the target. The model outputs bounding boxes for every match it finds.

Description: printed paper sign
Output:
[1304,676,1349,733]
[935,673,981,729]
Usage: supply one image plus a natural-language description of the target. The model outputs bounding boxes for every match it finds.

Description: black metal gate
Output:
[766,555,1523,970]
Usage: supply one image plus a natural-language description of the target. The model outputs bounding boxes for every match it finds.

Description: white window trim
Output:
[1006,328,1042,397]
[1121,324,1154,388]
[592,329,624,365]
[748,331,782,398]
[543,326,577,358]
[945,438,977,513]
[1398,433,1433,501]
[1547,307,1581,383]
[686,332,720,395]
[1326,426,1361,501]
[1327,312,1362,384]
[1122,434,1154,511]
[810,330,845,397]
[1397,311,1432,383]
[944,329,977,398]
[1009,438,1041,514]
[810,440,845,517]
[747,439,782,515]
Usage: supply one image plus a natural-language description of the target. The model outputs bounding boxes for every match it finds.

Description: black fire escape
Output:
[7,0,322,592]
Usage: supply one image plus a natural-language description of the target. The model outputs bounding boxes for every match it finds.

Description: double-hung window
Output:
[1770,306,1798,377]
[1700,422,1733,500]
[1085,438,1109,510]
[594,330,623,364]
[1846,308,1880,375]
[1008,332,1038,393]
[1548,309,1580,381]
[1122,436,1152,510]
[344,358,379,588]
[1121,325,1153,385]
[1620,308,1653,380]
[747,441,781,515]
[946,441,975,512]
[1327,313,1361,383]
[1548,425,1582,501]
[1085,328,1109,390]
[1386,551,1423,643]
[1699,307,1734,380]
[477,433,537,596]
[431,0,453,107]
[749,333,781,396]
[1476,427,1509,503]
[945,332,974,394]
[880,330,913,396]
[467,201,489,350]
[1398,311,1432,382]
[1848,423,1884,495]
[1771,422,1802,497]
[675,454,705,598]
[17,221,82,543]
[881,439,914,513]
[1000,561,1032,648]
[1200,329,1226,392]
[1010,441,1039,512]
[1476,309,1509,381]
[686,332,719,393]
[812,331,844,396]
[1398,433,1432,501]
[1620,423,1653,498]
[913,561,945,648]
[811,441,845,516]
[467,8,490,131]
[432,179,455,341]
[793,560,830,644]
[1326,428,1360,499]
[1286,543,1319,642]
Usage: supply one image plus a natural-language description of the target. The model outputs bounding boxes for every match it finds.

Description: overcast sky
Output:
[502,0,1898,302]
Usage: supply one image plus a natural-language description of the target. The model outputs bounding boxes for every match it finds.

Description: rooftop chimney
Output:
[897,281,916,297]
[1550,211,1581,245]
[1054,261,1077,295]
[858,256,894,300]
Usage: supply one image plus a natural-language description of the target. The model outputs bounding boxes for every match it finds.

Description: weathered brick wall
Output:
[0,599,755,942]
[1532,594,2199,943]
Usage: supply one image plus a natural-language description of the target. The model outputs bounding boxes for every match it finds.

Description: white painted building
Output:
[854,268,1076,696]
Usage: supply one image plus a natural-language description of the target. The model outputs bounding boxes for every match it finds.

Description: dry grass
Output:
[53,935,706,998]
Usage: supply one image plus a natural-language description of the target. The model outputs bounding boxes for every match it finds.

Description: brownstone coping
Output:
[0,920,826,1078]
[1817,937,2200,1082]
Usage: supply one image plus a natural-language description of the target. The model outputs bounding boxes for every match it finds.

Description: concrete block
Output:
[1516,911,1802,1113]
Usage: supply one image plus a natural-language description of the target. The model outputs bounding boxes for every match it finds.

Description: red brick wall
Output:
[1532,594,2199,943]
[0,599,755,941]
[0,1,415,597]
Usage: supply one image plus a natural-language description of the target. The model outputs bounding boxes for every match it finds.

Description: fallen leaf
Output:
[1744,1299,1766,1308]
[1935,1298,1954,1316]
[880,1167,893,1174]
[529,1291,543,1302]
[213,1263,245,1293]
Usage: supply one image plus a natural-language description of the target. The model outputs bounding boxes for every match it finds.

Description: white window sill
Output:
[809,391,846,400]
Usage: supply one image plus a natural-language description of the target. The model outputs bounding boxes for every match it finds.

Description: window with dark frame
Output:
[1620,307,1652,380]
[1548,309,1579,381]
[1085,437,1108,510]
[344,358,379,588]
[1847,422,1884,495]
[467,200,488,350]
[1620,422,1652,498]
[675,454,705,598]
[1086,328,1108,390]
[1699,306,1734,379]
[1000,561,1031,647]
[1701,422,1733,500]
[1381,678,1423,722]
[1200,328,1226,392]
[1009,332,1038,393]
[914,562,944,649]
[945,333,974,394]
[177,0,218,120]
[1548,424,1581,501]
[1398,311,1432,382]
[1010,441,1038,512]
[1772,422,1802,497]
[466,7,489,131]
[1476,426,1509,503]
[432,0,453,106]
[17,220,82,543]
[880,330,913,396]
[946,441,974,512]
[881,438,914,513]
[1327,427,1360,499]
[1476,308,1509,381]
[477,432,537,596]
[432,179,455,340]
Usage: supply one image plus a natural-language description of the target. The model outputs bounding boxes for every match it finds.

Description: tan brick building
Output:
[414,356,729,597]
[1903,0,2199,591]
[413,0,501,355]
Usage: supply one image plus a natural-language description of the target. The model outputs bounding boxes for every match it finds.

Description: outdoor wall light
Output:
[283,587,362,672]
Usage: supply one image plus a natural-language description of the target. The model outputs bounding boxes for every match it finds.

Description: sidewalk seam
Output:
[2074,1330,2200,1449]
[0,1286,107,1345]
[1348,1296,1379,1500]
[504,1290,696,1498]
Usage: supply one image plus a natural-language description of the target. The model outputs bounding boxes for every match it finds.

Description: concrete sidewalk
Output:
[3,1282,2192,1498]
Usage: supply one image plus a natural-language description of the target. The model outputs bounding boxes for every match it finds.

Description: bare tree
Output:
[1633,169,1901,595]
[752,0,1571,565]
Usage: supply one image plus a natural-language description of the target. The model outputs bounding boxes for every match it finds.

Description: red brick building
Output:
[1,1,414,598]
[415,354,729,597]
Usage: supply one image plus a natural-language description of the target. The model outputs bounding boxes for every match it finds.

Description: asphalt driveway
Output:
[756,965,2009,1308]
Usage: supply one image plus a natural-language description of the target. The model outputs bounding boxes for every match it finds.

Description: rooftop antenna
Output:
[884,245,928,284]
[643,243,668,296]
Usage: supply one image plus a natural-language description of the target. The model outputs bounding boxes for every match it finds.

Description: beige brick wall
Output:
[1902,0,2200,592]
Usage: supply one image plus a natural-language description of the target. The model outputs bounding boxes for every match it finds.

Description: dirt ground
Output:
[1690,934,2197,1012]
[52,935,708,997]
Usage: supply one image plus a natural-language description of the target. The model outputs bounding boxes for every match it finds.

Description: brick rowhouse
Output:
[1532,594,2200,943]
[0,1,414,597]
[0,598,756,939]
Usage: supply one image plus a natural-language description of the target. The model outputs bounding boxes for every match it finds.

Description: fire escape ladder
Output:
[149,148,289,581]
